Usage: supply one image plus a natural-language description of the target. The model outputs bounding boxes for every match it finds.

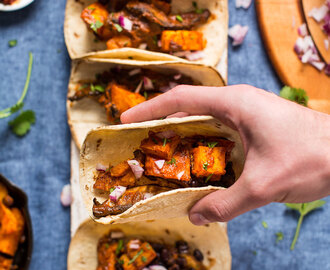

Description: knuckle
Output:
[207,199,232,222]
[245,178,270,203]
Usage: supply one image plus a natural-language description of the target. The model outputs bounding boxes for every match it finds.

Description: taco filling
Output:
[96,229,207,270]
[80,0,210,60]
[92,131,235,218]
[68,67,198,123]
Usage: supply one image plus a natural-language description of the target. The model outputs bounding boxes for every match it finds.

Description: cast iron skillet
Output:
[0,174,33,269]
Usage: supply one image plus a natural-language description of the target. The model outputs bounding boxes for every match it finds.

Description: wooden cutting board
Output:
[255,0,330,100]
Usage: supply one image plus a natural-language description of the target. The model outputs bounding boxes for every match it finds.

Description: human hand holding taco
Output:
[121,84,330,225]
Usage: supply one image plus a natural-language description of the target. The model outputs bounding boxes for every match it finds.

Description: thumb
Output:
[189,180,266,225]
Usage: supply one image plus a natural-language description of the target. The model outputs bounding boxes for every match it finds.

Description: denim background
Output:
[0,1,329,269]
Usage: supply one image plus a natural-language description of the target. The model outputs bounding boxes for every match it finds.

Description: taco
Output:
[67,59,225,148]
[64,0,228,66]
[80,116,244,224]
[67,217,231,270]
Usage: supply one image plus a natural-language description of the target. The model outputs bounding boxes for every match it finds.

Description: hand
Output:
[121,85,330,225]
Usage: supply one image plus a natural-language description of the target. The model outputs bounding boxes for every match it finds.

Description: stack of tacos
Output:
[64,1,234,268]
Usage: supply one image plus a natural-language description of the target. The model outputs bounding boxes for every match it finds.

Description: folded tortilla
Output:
[64,0,228,67]
[67,58,225,149]
[80,116,245,224]
[67,217,231,270]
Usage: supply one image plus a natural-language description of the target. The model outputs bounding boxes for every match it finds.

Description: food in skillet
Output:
[96,230,207,270]
[68,67,198,124]
[0,183,25,270]
[91,131,235,218]
[80,0,210,60]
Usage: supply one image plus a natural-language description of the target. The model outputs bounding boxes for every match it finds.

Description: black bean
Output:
[176,256,187,268]
[98,0,109,5]
[193,249,204,261]
[115,262,123,270]
[161,248,170,262]
[3,195,14,207]
[151,242,165,252]
[176,240,189,254]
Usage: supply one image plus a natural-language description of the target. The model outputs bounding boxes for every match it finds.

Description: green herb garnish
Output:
[207,142,218,148]
[163,138,167,147]
[78,83,89,90]
[203,162,208,170]
[176,15,183,22]
[152,36,158,45]
[285,200,325,250]
[8,40,17,47]
[90,20,104,33]
[114,23,123,32]
[116,239,123,255]
[128,249,144,265]
[192,1,204,14]
[262,221,268,228]
[109,187,115,193]
[275,232,284,244]
[117,259,124,265]
[141,256,147,262]
[280,86,308,106]
[144,91,148,99]
[205,174,213,183]
[90,84,105,92]
[105,243,109,249]
[166,158,176,165]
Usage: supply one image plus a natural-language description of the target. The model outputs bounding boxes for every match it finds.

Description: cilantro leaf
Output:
[207,142,218,148]
[176,15,183,22]
[262,221,268,228]
[275,232,284,244]
[205,174,213,183]
[192,1,204,14]
[90,84,105,93]
[114,23,123,32]
[8,40,17,47]
[9,110,36,136]
[280,86,308,106]
[285,200,326,250]
[203,162,208,170]
[90,20,104,32]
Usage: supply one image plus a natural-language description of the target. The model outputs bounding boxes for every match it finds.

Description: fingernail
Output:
[189,213,210,226]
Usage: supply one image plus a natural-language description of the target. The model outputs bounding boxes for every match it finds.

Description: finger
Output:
[189,179,268,225]
[166,112,190,119]
[121,85,241,129]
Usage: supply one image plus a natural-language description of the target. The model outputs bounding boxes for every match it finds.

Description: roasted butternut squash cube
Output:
[81,3,111,39]
[0,204,25,256]
[117,171,137,187]
[161,30,205,52]
[145,148,191,182]
[192,146,226,180]
[120,254,137,270]
[111,161,130,178]
[106,36,133,50]
[0,255,12,270]
[127,242,157,270]
[111,84,146,115]
[140,134,180,160]
[94,171,112,191]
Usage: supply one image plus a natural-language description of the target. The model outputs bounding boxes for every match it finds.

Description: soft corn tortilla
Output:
[80,116,245,224]
[64,0,228,67]
[68,58,225,149]
[67,217,231,270]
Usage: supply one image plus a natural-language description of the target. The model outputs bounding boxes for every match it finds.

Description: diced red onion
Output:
[169,82,178,89]
[128,242,140,250]
[177,171,184,180]
[119,16,133,31]
[110,186,127,202]
[127,160,144,179]
[143,76,154,90]
[327,0,330,9]
[135,80,143,94]
[294,37,308,54]
[129,68,141,76]
[185,50,205,61]
[156,130,176,139]
[159,85,171,92]
[111,231,125,239]
[155,160,165,170]
[301,48,314,63]
[143,193,154,200]
[60,184,72,207]
[157,40,162,47]
[310,60,325,71]
[235,0,252,9]
[228,24,249,46]
[297,23,308,37]
[138,43,147,50]
[308,5,329,23]
[174,74,182,80]
[172,51,189,57]
[324,64,330,75]
[325,39,329,50]
[323,14,330,37]
[142,268,149,270]
[96,163,107,171]
[149,266,167,270]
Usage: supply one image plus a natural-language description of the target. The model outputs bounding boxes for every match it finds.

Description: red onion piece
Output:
[185,51,205,61]
[228,24,249,46]
[308,5,329,23]
[149,266,167,270]
[129,68,141,76]
[177,171,184,180]
[174,74,182,80]
[235,0,252,9]
[159,85,171,92]
[310,60,325,71]
[111,231,125,239]
[60,184,72,207]
[172,51,189,57]
[128,243,140,250]
[323,14,330,37]
[301,48,313,63]
[96,163,107,171]
[297,23,308,37]
[156,130,176,139]
[138,43,147,50]
[143,76,154,90]
[110,186,127,202]
[327,0,330,9]
[169,82,178,89]
[324,64,330,75]
[157,40,162,47]
[143,193,153,200]
[135,80,143,94]
[119,16,133,31]
[325,39,329,50]
[127,160,144,179]
[155,160,165,170]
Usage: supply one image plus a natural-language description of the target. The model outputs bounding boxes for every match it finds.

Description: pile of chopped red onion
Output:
[308,1,330,43]
[228,24,249,46]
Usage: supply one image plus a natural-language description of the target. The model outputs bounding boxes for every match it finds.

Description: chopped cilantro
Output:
[105,243,109,249]
[90,84,105,92]
[9,110,35,136]
[205,174,213,183]
[144,91,148,99]
[87,6,96,11]
[285,200,325,250]
[176,15,183,22]
[141,256,147,262]
[90,20,103,33]
[207,142,218,148]
[203,162,208,170]
[114,23,123,32]
[152,36,158,45]
[280,86,308,106]
[117,259,124,265]
[275,232,284,244]
[160,117,166,120]
[109,187,115,193]
[78,83,89,90]
[192,1,204,14]
[116,239,123,255]
[166,158,176,165]
[262,221,268,228]
[163,138,167,147]
[128,249,144,265]
[8,40,17,47]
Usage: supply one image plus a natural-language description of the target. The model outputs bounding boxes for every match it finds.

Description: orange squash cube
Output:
[161,30,205,52]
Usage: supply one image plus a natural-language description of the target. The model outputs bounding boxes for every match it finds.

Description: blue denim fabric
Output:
[0,1,328,269]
